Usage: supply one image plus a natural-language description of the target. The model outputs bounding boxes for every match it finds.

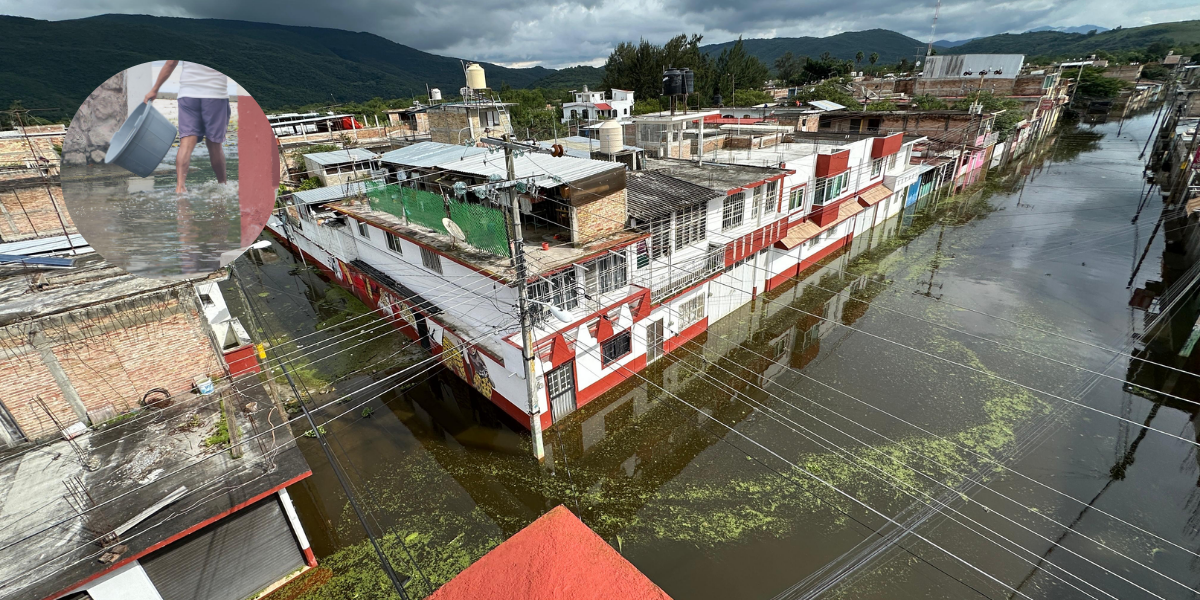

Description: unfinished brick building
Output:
[0,255,226,443]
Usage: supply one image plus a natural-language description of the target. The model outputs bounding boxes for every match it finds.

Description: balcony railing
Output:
[634,245,727,302]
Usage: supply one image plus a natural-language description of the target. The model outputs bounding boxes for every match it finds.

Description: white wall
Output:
[84,561,164,600]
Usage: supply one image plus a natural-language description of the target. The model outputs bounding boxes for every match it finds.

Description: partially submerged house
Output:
[267,119,936,431]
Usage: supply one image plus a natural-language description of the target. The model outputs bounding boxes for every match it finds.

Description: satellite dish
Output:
[443,218,467,243]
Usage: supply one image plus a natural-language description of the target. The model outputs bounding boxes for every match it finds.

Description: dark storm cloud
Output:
[0,0,1188,67]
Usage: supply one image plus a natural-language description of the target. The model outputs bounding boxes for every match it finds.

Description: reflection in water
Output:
[244,110,1200,600]
[61,139,242,280]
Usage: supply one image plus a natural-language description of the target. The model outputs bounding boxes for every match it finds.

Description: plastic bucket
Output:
[104,101,177,178]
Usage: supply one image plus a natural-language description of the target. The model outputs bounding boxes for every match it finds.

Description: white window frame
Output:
[357,220,370,238]
[722,192,746,231]
[788,185,806,210]
[420,246,443,274]
[385,231,404,255]
[675,202,707,250]
[677,293,706,328]
[870,157,884,177]
[813,171,849,206]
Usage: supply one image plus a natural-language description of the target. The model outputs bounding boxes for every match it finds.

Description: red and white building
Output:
[563,87,635,123]
[269,126,928,432]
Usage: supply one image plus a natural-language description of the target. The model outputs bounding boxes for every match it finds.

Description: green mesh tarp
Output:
[449,199,510,257]
[366,182,510,257]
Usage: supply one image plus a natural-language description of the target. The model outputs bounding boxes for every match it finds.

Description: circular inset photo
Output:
[60,61,279,281]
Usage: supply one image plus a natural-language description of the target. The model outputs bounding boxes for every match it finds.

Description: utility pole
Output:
[503,134,547,462]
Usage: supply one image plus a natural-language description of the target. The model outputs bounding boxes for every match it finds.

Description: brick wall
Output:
[0,185,75,241]
[915,78,1016,98]
[574,188,627,243]
[0,291,223,441]
[429,111,466,144]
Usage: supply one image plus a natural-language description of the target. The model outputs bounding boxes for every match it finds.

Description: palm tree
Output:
[855,51,864,66]
[869,52,879,66]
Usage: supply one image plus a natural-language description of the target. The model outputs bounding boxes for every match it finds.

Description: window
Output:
[649,216,672,258]
[530,269,579,322]
[870,157,884,177]
[601,330,632,366]
[674,202,707,250]
[420,246,443,274]
[586,253,628,298]
[386,231,404,254]
[888,153,899,171]
[705,244,724,274]
[788,186,806,210]
[198,293,214,307]
[766,181,778,212]
[813,171,850,205]
[750,185,764,220]
[357,220,369,237]
[722,192,745,230]
[678,293,705,327]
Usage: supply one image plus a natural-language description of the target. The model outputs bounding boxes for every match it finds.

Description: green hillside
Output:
[700,29,927,68]
[943,20,1200,59]
[0,14,560,121]
[528,65,605,90]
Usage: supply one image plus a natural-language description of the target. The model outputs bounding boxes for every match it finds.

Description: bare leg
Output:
[205,139,226,184]
[176,136,199,193]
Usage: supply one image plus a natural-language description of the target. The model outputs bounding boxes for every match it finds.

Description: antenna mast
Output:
[926,0,941,57]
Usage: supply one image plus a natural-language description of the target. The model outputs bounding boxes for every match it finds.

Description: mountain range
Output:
[1,14,1196,122]
[700,29,926,67]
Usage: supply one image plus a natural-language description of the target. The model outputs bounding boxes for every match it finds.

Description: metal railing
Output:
[634,245,726,301]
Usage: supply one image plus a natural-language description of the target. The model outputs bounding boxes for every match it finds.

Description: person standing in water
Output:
[144,61,230,193]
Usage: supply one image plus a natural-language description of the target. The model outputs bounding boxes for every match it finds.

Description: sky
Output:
[2,0,1198,68]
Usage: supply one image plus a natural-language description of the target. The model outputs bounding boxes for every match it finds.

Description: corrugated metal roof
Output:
[380,141,622,187]
[303,147,378,166]
[292,181,369,205]
[808,100,846,111]
[626,171,720,221]
[858,184,893,206]
[0,234,88,256]
[533,137,642,159]
[921,54,1024,79]
[380,143,488,168]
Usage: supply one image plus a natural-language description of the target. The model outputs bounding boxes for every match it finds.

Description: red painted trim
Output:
[491,387,535,429]
[303,547,318,568]
[665,316,708,354]
[549,334,574,368]
[44,472,314,600]
[595,315,616,343]
[577,354,648,407]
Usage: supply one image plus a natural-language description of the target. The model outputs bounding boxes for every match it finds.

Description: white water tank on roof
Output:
[430,88,442,101]
[599,120,623,155]
[466,63,487,91]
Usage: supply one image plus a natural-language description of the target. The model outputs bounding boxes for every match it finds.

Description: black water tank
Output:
[682,68,695,94]
[662,69,684,96]
[712,93,723,107]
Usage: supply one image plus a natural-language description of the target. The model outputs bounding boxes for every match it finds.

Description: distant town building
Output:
[563,87,635,123]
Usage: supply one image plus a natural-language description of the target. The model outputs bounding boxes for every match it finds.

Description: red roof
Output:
[594,103,613,110]
[430,506,673,600]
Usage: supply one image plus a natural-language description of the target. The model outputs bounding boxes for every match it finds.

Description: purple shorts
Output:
[177,97,230,143]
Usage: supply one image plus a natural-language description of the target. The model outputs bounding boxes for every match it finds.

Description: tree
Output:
[869,52,879,66]
[774,52,801,85]
[1075,65,1130,99]
[855,51,865,66]
[791,82,858,108]
[911,94,949,110]
[600,34,713,106]
[866,100,899,111]
[714,37,770,99]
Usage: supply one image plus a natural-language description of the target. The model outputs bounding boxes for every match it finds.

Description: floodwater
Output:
[61,138,242,281]
[233,108,1200,600]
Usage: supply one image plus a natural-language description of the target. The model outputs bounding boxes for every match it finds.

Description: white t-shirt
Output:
[177,62,229,99]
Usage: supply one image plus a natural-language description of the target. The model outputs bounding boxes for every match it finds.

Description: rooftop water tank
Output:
[598,120,623,155]
[662,69,684,96]
[430,88,442,101]
[681,68,695,94]
[466,63,487,90]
